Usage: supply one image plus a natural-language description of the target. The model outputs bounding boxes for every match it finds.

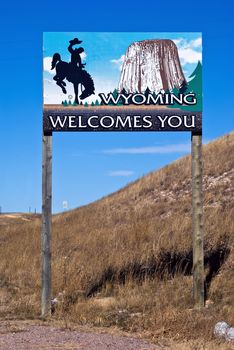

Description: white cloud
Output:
[173,37,202,50]
[191,37,202,48]
[44,78,53,84]
[43,57,55,75]
[173,38,185,47]
[80,52,87,60]
[111,54,125,71]
[43,84,65,103]
[107,170,135,177]
[104,143,191,155]
[173,37,202,66]
[179,48,202,65]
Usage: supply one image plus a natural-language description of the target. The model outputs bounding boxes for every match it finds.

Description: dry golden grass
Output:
[0,131,234,347]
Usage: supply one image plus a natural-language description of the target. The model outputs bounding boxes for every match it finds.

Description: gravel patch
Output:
[0,323,160,350]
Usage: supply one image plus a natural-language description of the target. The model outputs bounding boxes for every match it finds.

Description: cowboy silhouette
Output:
[68,38,85,69]
[51,37,95,104]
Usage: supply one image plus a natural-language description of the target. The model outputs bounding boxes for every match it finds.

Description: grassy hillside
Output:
[0,132,234,348]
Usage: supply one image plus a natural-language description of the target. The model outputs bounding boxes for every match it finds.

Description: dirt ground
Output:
[0,320,233,350]
[0,320,159,350]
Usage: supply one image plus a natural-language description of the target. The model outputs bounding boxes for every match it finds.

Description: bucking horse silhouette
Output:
[51,43,95,105]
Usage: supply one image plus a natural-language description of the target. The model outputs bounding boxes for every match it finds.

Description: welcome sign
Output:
[43,32,202,134]
[41,32,204,316]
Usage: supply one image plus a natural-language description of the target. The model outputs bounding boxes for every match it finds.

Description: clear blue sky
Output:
[0,1,233,213]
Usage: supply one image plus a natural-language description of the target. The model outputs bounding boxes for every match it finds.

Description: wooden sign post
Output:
[41,134,52,317]
[192,132,204,309]
[42,32,204,316]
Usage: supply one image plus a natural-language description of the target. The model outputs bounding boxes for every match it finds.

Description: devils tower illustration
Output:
[119,39,186,93]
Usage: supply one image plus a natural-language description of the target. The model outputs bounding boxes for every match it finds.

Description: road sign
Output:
[43,33,202,134]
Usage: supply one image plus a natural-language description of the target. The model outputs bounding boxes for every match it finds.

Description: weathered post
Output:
[41,134,52,317]
[191,132,204,309]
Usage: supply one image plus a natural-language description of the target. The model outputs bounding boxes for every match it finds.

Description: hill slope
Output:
[0,132,233,346]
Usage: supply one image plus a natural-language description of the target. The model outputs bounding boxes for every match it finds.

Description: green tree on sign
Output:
[179,80,188,94]
[186,61,202,111]
[119,88,129,105]
[144,87,151,103]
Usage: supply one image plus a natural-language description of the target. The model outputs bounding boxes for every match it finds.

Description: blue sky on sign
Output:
[43,32,202,104]
[0,0,234,213]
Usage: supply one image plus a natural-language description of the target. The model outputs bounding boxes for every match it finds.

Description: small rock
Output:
[205,299,214,308]
[118,309,129,314]
[225,327,234,342]
[130,312,142,318]
[51,297,59,314]
[214,321,230,338]
[51,297,58,306]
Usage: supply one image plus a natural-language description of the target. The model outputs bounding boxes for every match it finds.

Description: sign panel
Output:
[43,32,202,134]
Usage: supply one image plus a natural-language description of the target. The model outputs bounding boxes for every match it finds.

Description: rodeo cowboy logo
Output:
[51,37,95,105]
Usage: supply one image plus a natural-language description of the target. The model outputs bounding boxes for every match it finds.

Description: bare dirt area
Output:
[0,320,232,350]
[0,213,40,226]
[0,320,159,350]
